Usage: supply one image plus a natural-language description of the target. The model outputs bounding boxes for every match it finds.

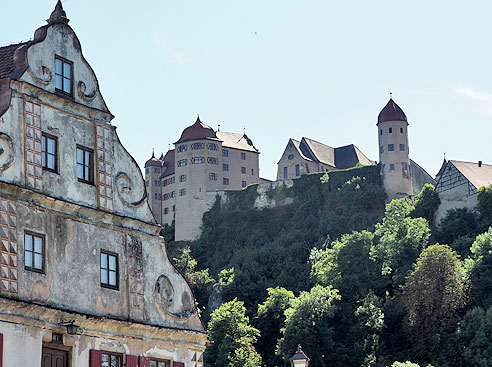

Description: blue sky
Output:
[2,1,491,180]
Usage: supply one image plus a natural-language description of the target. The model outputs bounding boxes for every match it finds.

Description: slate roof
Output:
[144,152,161,168]
[0,42,28,79]
[216,131,259,153]
[160,149,175,178]
[334,144,376,169]
[289,139,313,162]
[450,160,492,189]
[378,98,407,124]
[301,138,335,167]
[174,116,218,144]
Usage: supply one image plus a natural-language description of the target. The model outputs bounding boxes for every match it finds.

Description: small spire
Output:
[47,0,70,25]
[390,92,393,100]
[218,124,221,132]
[196,114,201,123]
[243,125,246,135]
[152,149,155,158]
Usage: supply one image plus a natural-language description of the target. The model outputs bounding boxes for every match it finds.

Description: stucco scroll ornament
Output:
[0,133,14,172]
[26,65,52,85]
[154,275,195,319]
[115,172,146,208]
[77,81,97,101]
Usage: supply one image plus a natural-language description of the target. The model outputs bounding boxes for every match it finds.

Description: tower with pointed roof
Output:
[377,98,412,199]
[144,151,164,222]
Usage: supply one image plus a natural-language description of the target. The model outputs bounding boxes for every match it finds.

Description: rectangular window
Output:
[402,162,408,170]
[41,134,57,172]
[209,173,217,180]
[388,144,394,152]
[150,359,171,367]
[223,163,229,171]
[208,143,217,151]
[251,168,254,175]
[154,193,158,199]
[400,127,404,133]
[24,232,44,272]
[242,181,247,188]
[389,127,392,133]
[171,191,176,198]
[100,251,118,289]
[101,352,122,367]
[55,56,73,95]
[222,149,228,157]
[159,194,162,200]
[163,193,169,200]
[295,164,300,176]
[193,143,203,150]
[164,207,169,214]
[192,157,204,164]
[154,168,159,173]
[283,166,288,179]
[179,188,186,196]
[208,157,217,165]
[389,164,395,171]
[241,167,246,174]
[177,159,187,167]
[172,205,175,212]
[163,180,168,187]
[241,152,246,160]
[179,174,186,182]
[170,177,175,184]
[154,180,158,186]
[380,146,384,153]
[76,146,94,183]
[178,144,187,153]
[380,129,382,135]
[223,178,229,185]
[400,144,405,151]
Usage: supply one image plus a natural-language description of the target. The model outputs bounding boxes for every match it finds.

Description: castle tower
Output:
[377,98,412,200]
[144,151,163,222]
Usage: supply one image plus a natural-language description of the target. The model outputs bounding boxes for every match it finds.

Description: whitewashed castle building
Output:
[0,2,206,366]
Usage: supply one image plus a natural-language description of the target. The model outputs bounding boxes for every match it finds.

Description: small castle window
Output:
[388,144,394,151]
[223,163,229,171]
[400,127,404,133]
[295,164,300,176]
[209,173,217,181]
[283,167,288,179]
[389,127,392,133]
[164,207,169,214]
[178,144,187,153]
[178,159,187,167]
[400,144,405,151]
[208,143,217,151]
[241,152,246,160]
[179,174,186,182]
[241,167,246,174]
[192,143,203,150]
[172,205,175,212]
[389,164,395,171]
[402,162,408,170]
[41,133,57,173]
[208,157,218,165]
[380,146,384,153]
[24,232,44,272]
[223,178,229,185]
[179,188,186,196]
[222,149,229,157]
[76,146,94,184]
[55,56,73,95]
[100,251,118,289]
[288,154,294,160]
[380,129,382,136]
[242,181,247,188]
[192,157,204,164]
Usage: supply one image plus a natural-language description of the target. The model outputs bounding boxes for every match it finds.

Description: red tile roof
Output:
[0,42,28,79]
[144,152,161,168]
[377,98,407,125]
[174,116,218,144]
[160,149,175,178]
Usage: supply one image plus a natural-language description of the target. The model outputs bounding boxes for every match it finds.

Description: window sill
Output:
[77,178,94,186]
[101,283,119,291]
[25,266,45,274]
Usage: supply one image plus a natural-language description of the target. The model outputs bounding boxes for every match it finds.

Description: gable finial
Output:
[390,92,393,100]
[152,148,155,158]
[243,125,246,135]
[47,0,70,25]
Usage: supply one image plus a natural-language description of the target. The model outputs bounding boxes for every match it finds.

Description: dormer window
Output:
[55,56,73,95]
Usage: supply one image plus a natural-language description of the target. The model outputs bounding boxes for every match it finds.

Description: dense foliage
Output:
[168,171,492,366]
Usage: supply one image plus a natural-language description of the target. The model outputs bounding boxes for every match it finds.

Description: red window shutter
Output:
[139,356,150,367]
[89,350,102,367]
[126,355,138,367]
[173,362,185,367]
[0,333,3,367]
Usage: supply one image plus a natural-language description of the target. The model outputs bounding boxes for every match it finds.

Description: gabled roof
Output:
[174,116,218,144]
[378,98,407,125]
[300,138,335,167]
[334,144,376,169]
[450,160,492,190]
[436,158,447,180]
[160,149,175,178]
[216,131,258,153]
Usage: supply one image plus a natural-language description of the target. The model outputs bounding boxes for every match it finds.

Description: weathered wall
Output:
[276,140,318,180]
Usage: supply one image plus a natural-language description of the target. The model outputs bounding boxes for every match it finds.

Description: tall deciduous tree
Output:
[465,228,492,309]
[412,184,440,225]
[371,199,431,288]
[205,299,262,367]
[254,287,295,367]
[402,244,466,339]
[277,285,341,367]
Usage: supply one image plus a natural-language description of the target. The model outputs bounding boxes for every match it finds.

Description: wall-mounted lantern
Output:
[290,344,310,367]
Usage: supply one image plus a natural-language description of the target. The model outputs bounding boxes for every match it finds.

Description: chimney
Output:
[478,161,482,167]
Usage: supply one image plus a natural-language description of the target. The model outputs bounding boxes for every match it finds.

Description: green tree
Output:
[277,285,342,367]
[402,244,466,339]
[389,362,421,367]
[436,208,480,257]
[254,287,295,367]
[311,231,387,301]
[371,199,431,288]
[465,228,492,309]
[457,306,492,366]
[205,299,262,367]
[412,184,440,225]
[477,184,492,230]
